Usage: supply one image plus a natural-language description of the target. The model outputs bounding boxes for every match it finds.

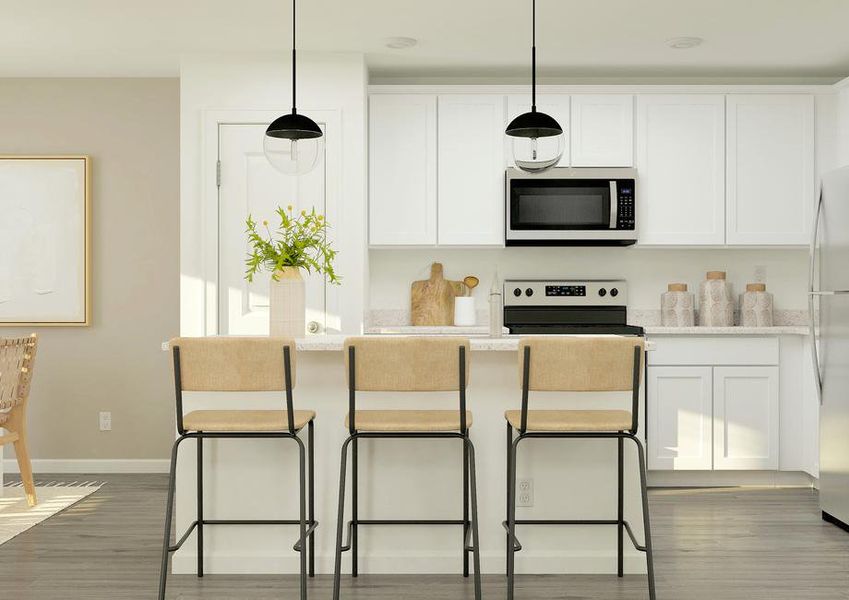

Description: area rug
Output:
[0,480,103,545]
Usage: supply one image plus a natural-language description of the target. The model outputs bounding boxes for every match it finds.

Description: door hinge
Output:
[216,160,221,187]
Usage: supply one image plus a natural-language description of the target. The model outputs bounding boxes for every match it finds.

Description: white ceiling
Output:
[3,0,849,81]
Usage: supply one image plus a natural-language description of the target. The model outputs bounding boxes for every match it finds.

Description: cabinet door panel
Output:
[713,366,780,470]
[506,94,570,167]
[636,95,726,245]
[726,94,815,245]
[570,94,633,167]
[369,94,437,245]
[438,95,506,245]
[647,366,713,470]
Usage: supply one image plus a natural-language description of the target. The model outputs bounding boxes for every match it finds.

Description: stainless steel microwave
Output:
[505,167,637,246]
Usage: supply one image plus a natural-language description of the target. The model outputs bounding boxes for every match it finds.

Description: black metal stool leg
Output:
[463,438,470,578]
[507,436,519,600]
[505,422,512,576]
[465,437,482,600]
[197,435,204,578]
[332,436,352,600]
[308,420,315,577]
[617,435,624,578]
[297,436,308,600]
[352,438,358,578]
[158,436,184,600]
[631,436,657,600]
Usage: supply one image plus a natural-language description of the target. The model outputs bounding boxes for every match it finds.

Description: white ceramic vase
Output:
[661,283,695,327]
[269,267,305,338]
[698,271,735,327]
[740,283,774,327]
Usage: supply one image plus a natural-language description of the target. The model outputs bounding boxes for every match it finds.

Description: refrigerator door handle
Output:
[809,186,824,403]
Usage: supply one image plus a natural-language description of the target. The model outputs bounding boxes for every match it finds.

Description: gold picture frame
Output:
[0,156,91,326]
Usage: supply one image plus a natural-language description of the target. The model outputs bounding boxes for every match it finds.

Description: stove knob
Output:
[513,287,522,297]
[610,288,619,297]
[525,288,534,297]
[598,288,607,297]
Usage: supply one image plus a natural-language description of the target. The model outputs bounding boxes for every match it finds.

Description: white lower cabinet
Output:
[648,336,793,473]
[648,367,713,470]
[713,366,780,470]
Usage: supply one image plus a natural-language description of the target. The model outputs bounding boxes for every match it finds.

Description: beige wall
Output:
[0,78,179,461]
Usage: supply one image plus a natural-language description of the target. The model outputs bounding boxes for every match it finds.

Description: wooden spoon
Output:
[463,276,480,296]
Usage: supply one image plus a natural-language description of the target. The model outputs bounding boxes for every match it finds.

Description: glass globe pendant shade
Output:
[506,109,565,173]
[264,112,324,176]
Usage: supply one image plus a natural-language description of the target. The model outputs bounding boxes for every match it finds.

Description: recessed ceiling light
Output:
[666,36,704,50]
[385,37,418,50]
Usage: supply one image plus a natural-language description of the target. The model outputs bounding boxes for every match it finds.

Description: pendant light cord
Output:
[291,0,297,115]
[531,0,536,112]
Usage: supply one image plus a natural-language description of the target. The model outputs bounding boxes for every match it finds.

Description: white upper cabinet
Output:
[369,94,438,246]
[726,94,815,245]
[438,95,506,245]
[570,94,634,167]
[636,95,726,245]
[506,94,570,167]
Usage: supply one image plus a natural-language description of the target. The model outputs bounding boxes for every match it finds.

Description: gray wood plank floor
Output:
[1,475,848,599]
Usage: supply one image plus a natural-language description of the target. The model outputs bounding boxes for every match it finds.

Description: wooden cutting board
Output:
[411,263,467,326]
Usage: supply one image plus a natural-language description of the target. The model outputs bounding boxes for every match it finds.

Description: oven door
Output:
[506,169,637,245]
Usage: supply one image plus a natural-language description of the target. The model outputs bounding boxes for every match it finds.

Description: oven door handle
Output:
[609,180,618,229]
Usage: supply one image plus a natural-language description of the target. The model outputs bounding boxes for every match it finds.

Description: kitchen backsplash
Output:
[368,246,810,319]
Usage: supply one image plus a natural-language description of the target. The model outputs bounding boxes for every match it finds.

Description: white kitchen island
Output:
[171,335,650,576]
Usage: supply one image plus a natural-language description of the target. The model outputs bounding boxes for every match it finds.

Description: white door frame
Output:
[201,108,342,336]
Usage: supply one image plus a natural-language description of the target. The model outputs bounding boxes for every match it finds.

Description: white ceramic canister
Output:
[454,296,476,327]
[740,283,774,327]
[661,283,695,327]
[698,271,735,327]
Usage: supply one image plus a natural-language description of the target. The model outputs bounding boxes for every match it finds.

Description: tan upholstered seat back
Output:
[170,337,296,392]
[518,337,644,392]
[0,334,37,414]
[344,337,470,392]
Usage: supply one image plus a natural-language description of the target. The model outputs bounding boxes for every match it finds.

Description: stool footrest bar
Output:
[501,518,646,553]
[292,522,320,552]
[168,519,319,553]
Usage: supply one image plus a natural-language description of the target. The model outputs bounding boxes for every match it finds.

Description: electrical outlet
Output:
[99,411,112,432]
[516,478,534,507]
[161,341,170,352]
[754,265,767,283]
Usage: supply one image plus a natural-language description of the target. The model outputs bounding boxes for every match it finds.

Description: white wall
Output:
[180,53,368,336]
[369,247,809,316]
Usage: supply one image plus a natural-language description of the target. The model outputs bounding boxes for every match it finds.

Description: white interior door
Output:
[218,123,326,335]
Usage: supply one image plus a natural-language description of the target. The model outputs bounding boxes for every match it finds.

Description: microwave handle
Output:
[609,181,618,229]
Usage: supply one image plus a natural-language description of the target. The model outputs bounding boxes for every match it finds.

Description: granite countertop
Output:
[644,325,809,335]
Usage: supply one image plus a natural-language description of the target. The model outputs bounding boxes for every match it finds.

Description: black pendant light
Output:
[264,0,324,175]
[505,0,565,173]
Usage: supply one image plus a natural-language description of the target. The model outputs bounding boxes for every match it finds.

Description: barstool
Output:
[159,337,317,600]
[332,336,482,600]
[504,336,656,600]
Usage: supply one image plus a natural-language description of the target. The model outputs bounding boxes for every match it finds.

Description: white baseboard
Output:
[172,551,648,576]
[648,469,816,488]
[3,458,170,474]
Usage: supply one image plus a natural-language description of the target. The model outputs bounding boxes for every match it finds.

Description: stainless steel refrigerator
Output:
[811,165,849,531]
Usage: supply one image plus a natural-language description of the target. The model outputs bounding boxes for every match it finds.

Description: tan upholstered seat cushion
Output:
[345,410,473,432]
[0,411,7,425]
[183,409,315,432]
[504,409,632,432]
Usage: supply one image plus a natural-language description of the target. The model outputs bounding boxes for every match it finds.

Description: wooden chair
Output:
[0,334,38,507]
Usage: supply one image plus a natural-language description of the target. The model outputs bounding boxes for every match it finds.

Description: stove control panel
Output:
[504,280,627,307]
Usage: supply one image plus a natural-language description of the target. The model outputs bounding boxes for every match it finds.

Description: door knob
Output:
[307,321,321,334]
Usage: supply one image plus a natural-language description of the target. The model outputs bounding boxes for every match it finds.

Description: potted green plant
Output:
[245,205,340,337]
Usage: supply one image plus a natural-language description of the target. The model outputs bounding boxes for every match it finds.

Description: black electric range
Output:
[503,279,644,336]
